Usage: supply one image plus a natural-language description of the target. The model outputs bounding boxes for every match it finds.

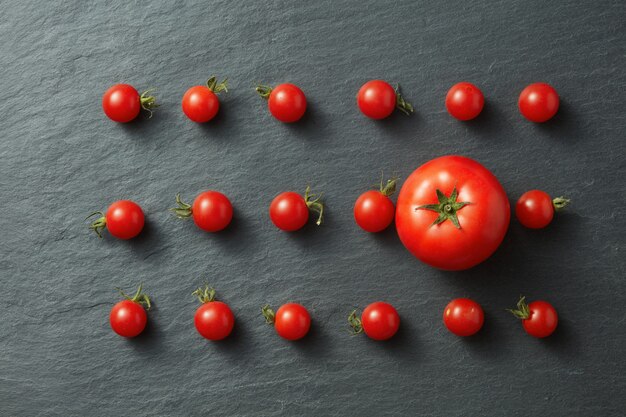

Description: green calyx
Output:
[348,310,363,334]
[507,296,530,320]
[255,84,273,100]
[170,194,193,219]
[117,283,151,309]
[86,211,106,238]
[395,84,414,116]
[553,197,570,211]
[206,76,228,94]
[261,305,275,324]
[139,89,159,118]
[192,285,216,304]
[416,186,470,229]
[304,186,324,226]
[378,173,399,197]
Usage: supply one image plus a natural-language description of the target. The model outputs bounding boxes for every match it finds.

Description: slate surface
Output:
[1,0,625,415]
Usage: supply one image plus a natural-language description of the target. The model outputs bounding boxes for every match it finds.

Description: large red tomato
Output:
[395,155,510,270]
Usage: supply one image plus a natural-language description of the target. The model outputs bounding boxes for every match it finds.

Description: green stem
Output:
[139,89,159,118]
[86,211,106,238]
[416,186,470,229]
[348,310,363,334]
[256,85,273,100]
[507,296,530,320]
[117,283,151,309]
[395,84,414,116]
[304,186,324,226]
[206,76,228,94]
[262,305,275,324]
[192,285,216,303]
[553,197,570,211]
[379,173,399,197]
[170,194,193,219]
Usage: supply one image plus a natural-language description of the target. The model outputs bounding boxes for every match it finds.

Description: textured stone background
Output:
[1,0,625,415]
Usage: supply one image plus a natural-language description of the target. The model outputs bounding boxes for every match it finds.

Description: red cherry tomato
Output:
[443,298,484,337]
[357,80,413,119]
[354,177,398,232]
[509,297,558,338]
[257,83,307,123]
[445,82,484,121]
[172,191,233,232]
[182,76,228,123]
[193,286,235,341]
[88,200,145,239]
[349,302,400,341]
[395,155,510,271]
[269,187,324,231]
[102,84,157,122]
[263,303,311,341]
[109,284,150,338]
[518,82,559,122]
[516,190,569,229]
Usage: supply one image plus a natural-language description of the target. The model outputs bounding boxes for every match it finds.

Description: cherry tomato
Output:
[256,83,307,123]
[182,76,228,123]
[269,186,324,231]
[354,176,397,232]
[349,302,400,341]
[518,82,559,122]
[102,84,157,122]
[516,190,569,229]
[357,80,413,119]
[396,155,510,271]
[509,296,558,338]
[193,286,234,341]
[445,82,484,121]
[262,303,311,341]
[171,191,233,232]
[443,298,484,337]
[88,200,145,239]
[109,284,150,338]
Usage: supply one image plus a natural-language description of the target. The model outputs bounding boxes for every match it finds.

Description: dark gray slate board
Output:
[1,0,625,415]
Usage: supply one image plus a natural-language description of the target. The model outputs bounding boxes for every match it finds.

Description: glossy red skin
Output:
[268,84,307,123]
[445,82,484,121]
[357,80,396,119]
[182,86,220,123]
[361,302,400,341]
[274,303,311,340]
[102,84,141,123]
[192,191,233,232]
[518,83,559,122]
[443,298,484,337]
[110,300,147,338]
[515,190,554,229]
[194,301,235,341]
[354,190,395,232]
[395,155,510,271]
[106,200,145,239]
[522,301,558,338]
[269,192,309,231]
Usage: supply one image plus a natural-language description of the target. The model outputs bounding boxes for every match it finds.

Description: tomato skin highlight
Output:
[515,190,555,229]
[105,200,145,240]
[361,302,400,341]
[395,155,510,271]
[109,300,147,338]
[354,190,395,232]
[194,301,235,341]
[522,301,558,338]
[274,303,311,341]
[102,84,141,123]
[357,80,397,119]
[267,83,307,123]
[269,192,309,231]
[518,82,559,123]
[443,298,484,337]
[182,86,220,123]
[192,191,233,232]
[445,82,484,121]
